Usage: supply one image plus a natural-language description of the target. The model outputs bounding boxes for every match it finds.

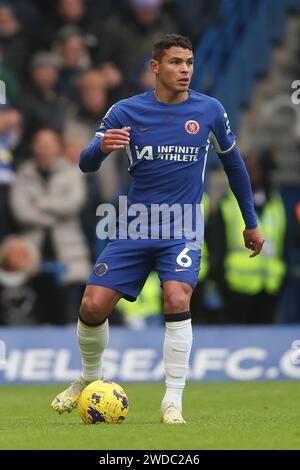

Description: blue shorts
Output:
[87,238,201,301]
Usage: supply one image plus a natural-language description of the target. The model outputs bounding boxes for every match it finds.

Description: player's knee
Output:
[79,295,105,325]
[164,291,190,313]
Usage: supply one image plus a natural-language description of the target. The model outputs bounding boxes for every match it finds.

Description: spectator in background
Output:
[63,133,102,261]
[64,69,121,202]
[18,51,67,154]
[4,106,24,164]
[0,3,32,82]
[10,128,91,322]
[0,105,21,241]
[64,69,107,141]
[0,44,19,105]
[42,0,100,58]
[97,0,179,95]
[0,236,66,325]
[54,25,91,102]
[54,0,92,31]
[208,151,287,323]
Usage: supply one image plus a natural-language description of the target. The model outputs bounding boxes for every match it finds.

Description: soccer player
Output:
[51,34,264,423]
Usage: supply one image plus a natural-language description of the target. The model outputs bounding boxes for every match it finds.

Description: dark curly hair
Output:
[152,34,193,62]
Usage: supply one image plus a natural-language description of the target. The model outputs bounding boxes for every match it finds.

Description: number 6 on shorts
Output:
[176,247,192,267]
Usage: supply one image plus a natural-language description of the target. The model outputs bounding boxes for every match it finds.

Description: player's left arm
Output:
[220,146,264,258]
[210,101,264,258]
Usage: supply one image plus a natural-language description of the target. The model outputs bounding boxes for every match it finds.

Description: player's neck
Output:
[153,87,189,105]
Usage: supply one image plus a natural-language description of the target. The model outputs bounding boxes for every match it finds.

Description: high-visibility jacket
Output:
[117,271,161,320]
[198,192,210,282]
[220,191,286,295]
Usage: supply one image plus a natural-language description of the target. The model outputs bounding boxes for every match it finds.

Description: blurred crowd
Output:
[0,0,298,326]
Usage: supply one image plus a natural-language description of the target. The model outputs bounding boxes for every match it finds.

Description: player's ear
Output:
[150,59,159,75]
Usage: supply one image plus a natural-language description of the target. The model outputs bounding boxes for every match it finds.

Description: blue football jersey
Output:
[94,89,236,240]
[95,89,235,205]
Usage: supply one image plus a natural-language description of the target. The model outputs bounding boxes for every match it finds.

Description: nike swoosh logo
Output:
[174,268,188,272]
[139,127,152,132]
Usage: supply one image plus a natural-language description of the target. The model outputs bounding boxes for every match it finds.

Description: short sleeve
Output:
[95,103,123,138]
[209,100,236,155]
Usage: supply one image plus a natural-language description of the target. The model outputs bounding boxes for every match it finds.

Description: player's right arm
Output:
[100,128,131,153]
[79,103,130,173]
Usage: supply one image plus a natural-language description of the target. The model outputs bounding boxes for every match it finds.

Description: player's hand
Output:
[101,127,131,153]
[243,227,265,258]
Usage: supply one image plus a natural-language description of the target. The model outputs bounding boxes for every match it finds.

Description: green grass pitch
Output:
[0,381,300,450]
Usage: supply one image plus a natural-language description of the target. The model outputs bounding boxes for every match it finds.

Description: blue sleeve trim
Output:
[79,136,108,173]
[219,146,257,229]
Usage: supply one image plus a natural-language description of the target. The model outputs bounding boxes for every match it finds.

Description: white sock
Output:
[162,318,193,412]
[77,318,109,382]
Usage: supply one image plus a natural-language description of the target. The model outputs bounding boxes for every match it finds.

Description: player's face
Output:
[153,47,194,93]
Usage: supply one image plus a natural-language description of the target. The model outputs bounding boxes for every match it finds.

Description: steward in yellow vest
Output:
[221,190,286,296]
[117,271,162,329]
[211,153,287,323]
[198,192,210,283]
[293,201,300,319]
[190,193,225,323]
